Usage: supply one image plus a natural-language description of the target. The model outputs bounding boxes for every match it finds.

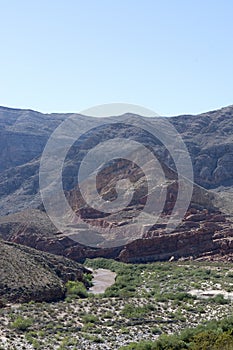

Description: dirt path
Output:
[88,268,116,294]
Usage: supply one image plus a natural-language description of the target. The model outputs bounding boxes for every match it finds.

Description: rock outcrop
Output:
[1,205,233,263]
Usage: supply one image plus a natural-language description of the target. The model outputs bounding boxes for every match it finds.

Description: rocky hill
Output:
[0,239,90,304]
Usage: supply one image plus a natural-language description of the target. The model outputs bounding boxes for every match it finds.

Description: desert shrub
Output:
[191,330,220,350]
[82,314,98,323]
[121,304,154,319]
[154,292,195,303]
[11,316,33,331]
[118,341,156,349]
[211,294,229,305]
[85,258,120,271]
[213,332,233,350]
[119,337,186,349]
[65,280,88,299]
[119,316,233,350]
[83,272,93,287]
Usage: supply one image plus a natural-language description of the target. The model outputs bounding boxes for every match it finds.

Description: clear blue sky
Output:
[0,0,233,116]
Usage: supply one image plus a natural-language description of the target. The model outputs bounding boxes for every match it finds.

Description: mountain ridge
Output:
[1,104,233,262]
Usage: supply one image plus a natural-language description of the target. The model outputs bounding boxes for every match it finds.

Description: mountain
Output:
[1,105,233,262]
[0,104,233,215]
[171,105,233,189]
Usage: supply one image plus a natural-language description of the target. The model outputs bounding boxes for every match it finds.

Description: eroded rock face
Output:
[1,105,233,263]
[1,205,233,264]
[0,155,232,263]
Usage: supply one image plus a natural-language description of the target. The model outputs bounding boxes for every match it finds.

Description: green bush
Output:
[211,294,229,305]
[121,303,155,319]
[82,314,98,323]
[65,280,88,299]
[154,292,195,303]
[11,316,33,331]
[83,272,93,288]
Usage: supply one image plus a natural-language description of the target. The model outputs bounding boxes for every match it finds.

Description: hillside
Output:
[0,105,233,215]
[0,239,90,304]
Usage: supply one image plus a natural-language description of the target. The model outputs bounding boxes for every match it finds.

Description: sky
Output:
[0,0,233,117]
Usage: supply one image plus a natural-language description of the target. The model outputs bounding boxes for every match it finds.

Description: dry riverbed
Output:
[88,268,117,294]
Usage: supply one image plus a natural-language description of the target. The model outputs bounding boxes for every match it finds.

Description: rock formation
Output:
[1,105,233,263]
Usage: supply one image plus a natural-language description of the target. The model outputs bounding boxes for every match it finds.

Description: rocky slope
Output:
[1,105,233,263]
[0,239,90,304]
[172,105,233,189]
[1,104,233,215]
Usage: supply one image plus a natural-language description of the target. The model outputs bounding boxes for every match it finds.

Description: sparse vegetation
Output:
[119,316,233,349]
[0,258,233,349]
[11,316,33,332]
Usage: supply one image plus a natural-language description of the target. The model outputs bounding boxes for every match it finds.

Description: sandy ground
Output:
[189,289,233,300]
[88,268,117,294]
